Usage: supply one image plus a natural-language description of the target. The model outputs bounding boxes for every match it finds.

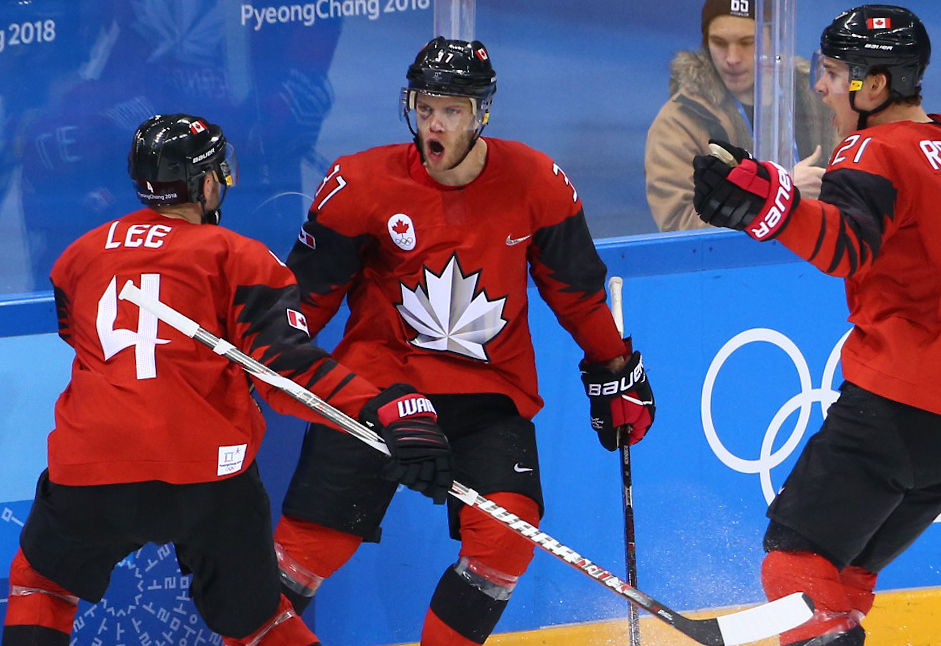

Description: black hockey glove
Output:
[693,139,800,241]
[579,339,656,451]
[360,384,453,504]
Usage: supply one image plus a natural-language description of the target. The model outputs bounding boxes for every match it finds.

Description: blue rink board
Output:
[2,230,940,645]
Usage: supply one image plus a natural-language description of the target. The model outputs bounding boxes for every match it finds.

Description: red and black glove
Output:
[693,139,799,241]
[579,340,656,451]
[360,384,453,504]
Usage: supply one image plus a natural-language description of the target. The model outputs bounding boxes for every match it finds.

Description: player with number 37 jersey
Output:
[274,38,656,646]
[290,138,622,419]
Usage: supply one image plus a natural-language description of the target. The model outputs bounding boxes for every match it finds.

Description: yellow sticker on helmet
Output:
[850,80,864,91]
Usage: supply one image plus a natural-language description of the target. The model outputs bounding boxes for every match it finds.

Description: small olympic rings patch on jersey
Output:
[388,213,416,251]
[701,327,850,504]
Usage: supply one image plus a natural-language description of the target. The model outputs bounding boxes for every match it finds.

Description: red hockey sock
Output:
[458,492,539,576]
[5,548,79,635]
[419,493,540,646]
[762,550,861,645]
[273,515,363,578]
[220,594,320,646]
[840,566,877,618]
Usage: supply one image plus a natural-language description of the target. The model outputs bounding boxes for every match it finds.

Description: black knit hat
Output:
[702,0,756,41]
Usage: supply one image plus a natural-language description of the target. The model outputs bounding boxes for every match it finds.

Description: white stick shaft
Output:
[118,281,393,454]
[608,276,625,336]
[117,280,813,645]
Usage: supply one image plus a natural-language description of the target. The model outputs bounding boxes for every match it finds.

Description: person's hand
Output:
[579,340,655,451]
[693,139,800,241]
[360,384,453,504]
[793,145,825,200]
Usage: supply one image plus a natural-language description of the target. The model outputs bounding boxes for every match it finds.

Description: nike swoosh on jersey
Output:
[513,463,534,473]
[506,234,532,246]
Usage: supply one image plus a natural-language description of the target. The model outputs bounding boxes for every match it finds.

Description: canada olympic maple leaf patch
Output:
[388,213,416,251]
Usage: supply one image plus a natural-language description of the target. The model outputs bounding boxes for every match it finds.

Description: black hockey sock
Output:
[280,581,314,615]
[427,566,509,644]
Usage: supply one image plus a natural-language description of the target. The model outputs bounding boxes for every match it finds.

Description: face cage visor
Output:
[400,88,491,138]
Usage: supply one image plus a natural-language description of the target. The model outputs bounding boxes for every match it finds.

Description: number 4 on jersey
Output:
[97,274,169,380]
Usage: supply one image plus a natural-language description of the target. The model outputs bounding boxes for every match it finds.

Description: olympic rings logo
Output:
[701,327,851,504]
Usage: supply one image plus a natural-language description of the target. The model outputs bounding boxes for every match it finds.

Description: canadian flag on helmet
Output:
[190,120,207,134]
[867,17,891,29]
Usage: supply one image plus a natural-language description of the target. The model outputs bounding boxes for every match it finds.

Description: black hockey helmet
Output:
[820,4,930,99]
[129,114,237,223]
[401,37,497,138]
[406,37,497,102]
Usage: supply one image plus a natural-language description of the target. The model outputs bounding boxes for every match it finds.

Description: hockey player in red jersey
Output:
[692,5,941,645]
[272,37,656,646]
[2,114,452,646]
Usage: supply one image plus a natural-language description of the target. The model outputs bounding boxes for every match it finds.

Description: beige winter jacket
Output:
[644,50,834,232]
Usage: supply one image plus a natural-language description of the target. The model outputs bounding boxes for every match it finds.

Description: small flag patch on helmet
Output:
[867,17,891,29]
[190,120,207,134]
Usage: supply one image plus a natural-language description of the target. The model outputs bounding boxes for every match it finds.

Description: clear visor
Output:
[218,142,239,187]
[811,50,851,95]
[400,88,488,134]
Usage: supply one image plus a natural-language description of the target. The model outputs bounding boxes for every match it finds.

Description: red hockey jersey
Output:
[776,117,941,415]
[287,139,624,419]
[49,208,379,486]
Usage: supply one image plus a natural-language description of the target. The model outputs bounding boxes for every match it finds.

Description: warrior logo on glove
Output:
[360,383,454,504]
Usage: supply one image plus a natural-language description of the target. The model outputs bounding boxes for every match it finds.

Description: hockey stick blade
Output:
[118,281,814,645]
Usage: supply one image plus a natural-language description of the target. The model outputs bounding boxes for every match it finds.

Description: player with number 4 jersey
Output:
[3,114,451,646]
[274,37,656,646]
[693,6,941,645]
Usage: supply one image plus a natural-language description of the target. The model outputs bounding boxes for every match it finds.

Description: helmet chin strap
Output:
[449,133,482,170]
[197,173,226,225]
[197,193,222,225]
[201,208,221,225]
[849,89,894,131]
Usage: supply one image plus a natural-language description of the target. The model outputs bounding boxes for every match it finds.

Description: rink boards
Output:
[2,230,940,645]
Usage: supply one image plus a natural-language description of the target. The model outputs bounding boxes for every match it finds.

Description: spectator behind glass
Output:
[645,0,835,232]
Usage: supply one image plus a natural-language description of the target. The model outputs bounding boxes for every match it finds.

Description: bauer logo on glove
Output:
[692,139,800,240]
[579,344,656,451]
[585,360,646,398]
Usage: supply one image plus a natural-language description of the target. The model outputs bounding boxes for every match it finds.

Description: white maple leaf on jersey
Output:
[397,256,507,361]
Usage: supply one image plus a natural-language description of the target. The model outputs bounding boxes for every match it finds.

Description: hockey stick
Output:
[118,281,813,646]
[608,276,641,646]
